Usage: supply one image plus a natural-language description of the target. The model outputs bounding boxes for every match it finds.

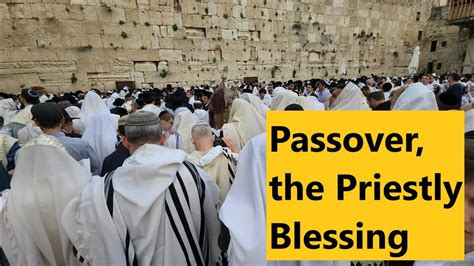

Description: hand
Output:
[222,137,239,153]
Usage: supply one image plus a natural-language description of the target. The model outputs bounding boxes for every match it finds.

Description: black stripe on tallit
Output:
[72,246,85,263]
[125,231,131,265]
[165,202,191,265]
[176,171,190,207]
[104,171,115,217]
[168,184,204,266]
[132,254,138,266]
[228,163,235,184]
[183,162,209,265]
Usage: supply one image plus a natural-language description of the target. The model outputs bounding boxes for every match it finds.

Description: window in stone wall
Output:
[441,41,447,47]
[418,31,423,41]
[437,63,442,70]
[416,12,421,21]
[431,40,437,52]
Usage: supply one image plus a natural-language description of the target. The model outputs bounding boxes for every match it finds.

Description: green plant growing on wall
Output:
[240,13,245,18]
[212,58,217,63]
[144,21,150,26]
[223,13,228,19]
[172,24,178,31]
[121,31,128,38]
[71,73,78,83]
[119,20,125,25]
[141,46,147,50]
[160,69,168,78]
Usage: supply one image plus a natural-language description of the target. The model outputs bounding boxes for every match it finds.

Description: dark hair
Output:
[259,88,267,94]
[193,101,203,109]
[382,83,393,92]
[20,88,40,104]
[118,125,126,136]
[361,86,370,92]
[0,116,4,125]
[450,73,461,82]
[367,91,385,101]
[284,104,304,111]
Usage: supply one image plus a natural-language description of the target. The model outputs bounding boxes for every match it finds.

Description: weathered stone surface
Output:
[0,0,451,92]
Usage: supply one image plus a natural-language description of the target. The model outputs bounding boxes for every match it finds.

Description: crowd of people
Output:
[0,72,472,266]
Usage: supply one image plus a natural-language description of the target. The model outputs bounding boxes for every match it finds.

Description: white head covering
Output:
[173,107,199,154]
[240,93,270,118]
[81,114,117,166]
[65,106,85,135]
[271,90,299,110]
[80,91,110,129]
[0,99,18,124]
[296,96,325,110]
[272,86,286,98]
[0,134,90,265]
[220,133,349,266]
[194,109,209,123]
[330,82,370,110]
[223,99,266,148]
[9,104,33,126]
[17,122,42,145]
[392,82,439,110]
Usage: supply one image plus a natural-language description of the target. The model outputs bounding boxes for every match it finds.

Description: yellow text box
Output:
[266,111,464,261]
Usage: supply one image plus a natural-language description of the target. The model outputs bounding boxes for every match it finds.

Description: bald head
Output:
[191,124,214,151]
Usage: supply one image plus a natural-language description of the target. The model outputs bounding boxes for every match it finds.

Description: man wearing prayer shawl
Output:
[329,82,370,110]
[222,99,266,151]
[7,88,40,138]
[62,112,220,265]
[188,123,238,209]
[391,82,438,111]
[219,133,349,266]
[0,134,91,265]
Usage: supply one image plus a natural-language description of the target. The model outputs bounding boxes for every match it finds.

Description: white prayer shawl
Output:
[8,104,33,126]
[414,252,474,266]
[222,99,266,151]
[0,134,90,266]
[330,82,370,110]
[194,109,209,123]
[82,114,116,167]
[392,82,439,110]
[80,91,111,129]
[263,94,273,107]
[271,90,299,110]
[173,107,199,154]
[240,93,270,119]
[17,122,42,145]
[297,96,325,111]
[187,146,237,209]
[66,106,85,135]
[0,134,17,168]
[62,144,220,265]
[220,134,349,266]
[140,103,163,116]
[0,99,18,125]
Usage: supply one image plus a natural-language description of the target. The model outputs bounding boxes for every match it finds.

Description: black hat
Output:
[113,98,125,107]
[31,103,63,128]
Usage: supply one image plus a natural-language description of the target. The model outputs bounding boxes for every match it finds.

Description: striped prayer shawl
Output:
[72,161,219,266]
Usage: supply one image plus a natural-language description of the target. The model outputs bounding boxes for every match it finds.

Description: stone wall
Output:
[0,0,434,93]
